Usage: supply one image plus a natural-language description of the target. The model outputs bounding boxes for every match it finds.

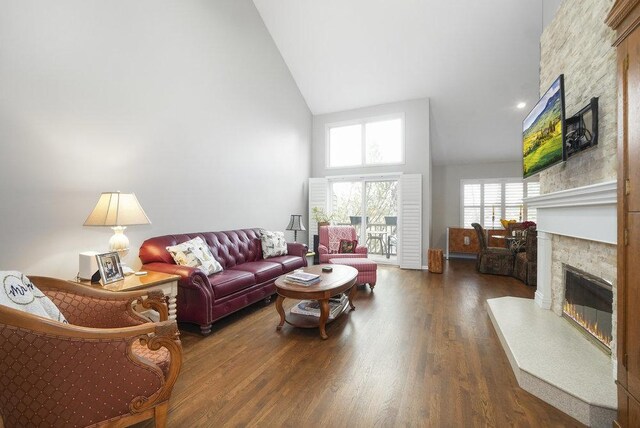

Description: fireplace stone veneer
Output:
[524,180,616,313]
[525,181,617,362]
[487,181,617,425]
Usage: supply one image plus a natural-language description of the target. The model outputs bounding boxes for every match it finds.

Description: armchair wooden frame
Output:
[0,276,183,428]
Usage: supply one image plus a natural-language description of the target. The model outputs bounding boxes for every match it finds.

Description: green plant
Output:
[311,207,333,223]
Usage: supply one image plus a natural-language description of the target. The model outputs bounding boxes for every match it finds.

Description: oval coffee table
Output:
[275,264,358,339]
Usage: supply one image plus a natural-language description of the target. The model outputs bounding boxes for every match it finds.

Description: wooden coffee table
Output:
[275,264,358,339]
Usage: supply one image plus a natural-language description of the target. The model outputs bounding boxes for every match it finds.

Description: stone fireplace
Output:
[485,180,618,425]
[526,180,617,364]
[484,1,619,424]
[562,264,613,353]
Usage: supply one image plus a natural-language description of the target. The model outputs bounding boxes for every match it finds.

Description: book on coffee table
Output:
[287,272,320,282]
[290,295,348,319]
[285,272,321,286]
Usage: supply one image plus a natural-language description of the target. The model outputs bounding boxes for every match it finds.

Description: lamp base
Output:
[109,226,130,256]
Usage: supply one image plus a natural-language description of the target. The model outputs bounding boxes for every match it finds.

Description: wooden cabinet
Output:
[626,213,640,397]
[446,227,508,259]
[606,2,640,425]
[446,227,479,258]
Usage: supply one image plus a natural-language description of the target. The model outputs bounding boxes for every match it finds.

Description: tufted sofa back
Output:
[139,228,264,270]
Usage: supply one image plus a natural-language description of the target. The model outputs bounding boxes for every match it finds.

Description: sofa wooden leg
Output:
[369,283,376,291]
[154,401,169,428]
[200,324,212,335]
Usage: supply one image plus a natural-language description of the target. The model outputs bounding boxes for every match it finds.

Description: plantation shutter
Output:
[505,182,524,222]
[482,183,502,229]
[399,174,422,270]
[526,182,541,222]
[462,183,481,227]
[308,178,329,243]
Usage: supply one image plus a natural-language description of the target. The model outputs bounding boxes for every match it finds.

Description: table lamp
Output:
[83,192,151,254]
[286,214,306,242]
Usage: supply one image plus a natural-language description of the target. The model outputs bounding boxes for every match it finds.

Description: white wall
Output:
[311,98,431,266]
[543,0,563,29]
[0,0,311,277]
[431,161,522,250]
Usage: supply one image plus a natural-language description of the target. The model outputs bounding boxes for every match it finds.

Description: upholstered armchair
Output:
[471,223,515,276]
[318,225,368,263]
[514,227,538,286]
[0,276,182,428]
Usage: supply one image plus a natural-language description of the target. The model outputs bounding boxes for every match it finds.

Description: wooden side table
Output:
[73,271,179,321]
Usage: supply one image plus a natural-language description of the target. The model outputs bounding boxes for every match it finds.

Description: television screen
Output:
[522,75,565,178]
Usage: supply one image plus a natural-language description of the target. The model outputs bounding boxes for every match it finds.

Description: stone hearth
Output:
[488,181,617,427]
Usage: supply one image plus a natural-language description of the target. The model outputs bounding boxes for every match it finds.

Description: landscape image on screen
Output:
[523,76,564,178]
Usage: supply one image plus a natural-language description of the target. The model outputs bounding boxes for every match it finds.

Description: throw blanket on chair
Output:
[327,227,357,253]
[0,271,68,323]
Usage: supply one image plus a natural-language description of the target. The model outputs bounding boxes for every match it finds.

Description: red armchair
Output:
[0,276,182,428]
[318,225,368,263]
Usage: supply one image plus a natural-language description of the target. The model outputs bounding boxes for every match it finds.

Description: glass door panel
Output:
[330,181,364,241]
[330,179,398,263]
[365,181,398,258]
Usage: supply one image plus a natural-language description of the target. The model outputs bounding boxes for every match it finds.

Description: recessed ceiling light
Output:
[517,102,526,109]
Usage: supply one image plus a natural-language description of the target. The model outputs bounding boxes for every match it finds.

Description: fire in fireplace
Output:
[562,265,613,352]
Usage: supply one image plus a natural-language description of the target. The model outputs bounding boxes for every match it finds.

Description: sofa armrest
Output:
[33,277,161,328]
[318,244,329,256]
[142,262,214,326]
[142,262,211,293]
[355,245,368,255]
[286,242,308,258]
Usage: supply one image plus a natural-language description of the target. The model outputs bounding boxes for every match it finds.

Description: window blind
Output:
[482,183,502,228]
[462,183,481,227]
[461,178,539,228]
[525,182,541,222]
[505,182,524,221]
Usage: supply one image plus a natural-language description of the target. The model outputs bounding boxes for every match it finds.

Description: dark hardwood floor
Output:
[140,259,583,427]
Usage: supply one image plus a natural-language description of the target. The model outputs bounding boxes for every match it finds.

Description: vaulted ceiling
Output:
[253,0,557,166]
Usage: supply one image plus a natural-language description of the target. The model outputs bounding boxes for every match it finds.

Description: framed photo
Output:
[96,251,124,284]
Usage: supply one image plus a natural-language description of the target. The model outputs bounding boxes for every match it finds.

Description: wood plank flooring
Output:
[138,260,583,427]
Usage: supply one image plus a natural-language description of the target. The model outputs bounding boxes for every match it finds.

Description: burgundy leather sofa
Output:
[139,228,307,334]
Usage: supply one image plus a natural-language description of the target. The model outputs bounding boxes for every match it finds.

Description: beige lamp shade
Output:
[84,192,151,227]
[84,192,151,254]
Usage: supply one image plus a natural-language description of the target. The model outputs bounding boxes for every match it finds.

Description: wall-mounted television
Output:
[522,75,566,179]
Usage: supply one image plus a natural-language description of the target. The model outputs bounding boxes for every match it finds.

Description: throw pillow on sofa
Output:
[339,239,358,254]
[0,271,68,323]
[261,231,288,258]
[166,236,223,275]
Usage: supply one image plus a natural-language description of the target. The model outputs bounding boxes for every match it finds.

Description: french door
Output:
[330,178,399,262]
[309,174,422,269]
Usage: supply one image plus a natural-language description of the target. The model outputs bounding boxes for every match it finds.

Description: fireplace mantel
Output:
[525,180,617,245]
[523,180,617,310]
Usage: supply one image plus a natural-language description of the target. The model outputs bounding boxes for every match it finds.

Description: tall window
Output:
[461,178,540,228]
[327,115,404,168]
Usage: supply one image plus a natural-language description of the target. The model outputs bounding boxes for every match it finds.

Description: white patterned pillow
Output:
[0,271,68,323]
[261,231,288,258]
[166,236,223,275]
